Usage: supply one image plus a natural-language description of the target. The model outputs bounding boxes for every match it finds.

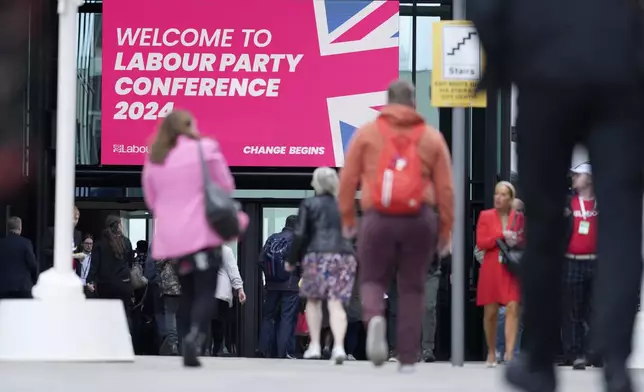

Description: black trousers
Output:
[517,83,644,367]
[211,299,230,355]
[176,248,222,340]
[561,258,597,359]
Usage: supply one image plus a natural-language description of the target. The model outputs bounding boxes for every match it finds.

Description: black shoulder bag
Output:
[197,140,242,241]
[496,213,523,276]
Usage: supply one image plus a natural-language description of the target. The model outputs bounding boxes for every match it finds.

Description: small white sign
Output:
[442,25,482,81]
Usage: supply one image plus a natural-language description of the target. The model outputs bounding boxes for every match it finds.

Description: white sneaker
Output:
[331,347,346,365]
[366,316,388,367]
[303,344,322,359]
[347,354,357,361]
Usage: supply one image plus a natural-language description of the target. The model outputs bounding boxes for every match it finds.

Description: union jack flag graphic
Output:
[313,0,399,166]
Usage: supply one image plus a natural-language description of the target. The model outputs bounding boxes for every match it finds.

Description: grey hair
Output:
[311,167,339,196]
[7,216,21,233]
[387,79,415,107]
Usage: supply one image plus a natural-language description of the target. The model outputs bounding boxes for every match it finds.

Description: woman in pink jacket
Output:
[142,110,247,367]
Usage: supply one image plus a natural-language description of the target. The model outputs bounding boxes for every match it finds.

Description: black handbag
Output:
[496,213,523,275]
[197,140,241,241]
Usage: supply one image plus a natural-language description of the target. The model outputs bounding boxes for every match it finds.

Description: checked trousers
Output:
[561,257,597,359]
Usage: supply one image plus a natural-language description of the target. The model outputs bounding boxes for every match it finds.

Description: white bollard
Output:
[0,0,134,362]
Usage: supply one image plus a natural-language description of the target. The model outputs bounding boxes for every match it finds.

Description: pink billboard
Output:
[101,0,399,166]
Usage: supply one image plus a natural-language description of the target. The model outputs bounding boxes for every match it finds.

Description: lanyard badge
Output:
[577,196,596,235]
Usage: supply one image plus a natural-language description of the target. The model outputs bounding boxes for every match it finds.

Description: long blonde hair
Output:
[149,110,198,164]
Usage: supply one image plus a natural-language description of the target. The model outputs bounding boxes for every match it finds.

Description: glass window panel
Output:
[226,240,239,261]
[399,15,412,74]
[76,12,102,165]
[262,207,299,244]
[415,16,441,129]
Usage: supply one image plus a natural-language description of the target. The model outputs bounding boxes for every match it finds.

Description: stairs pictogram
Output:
[447,31,477,56]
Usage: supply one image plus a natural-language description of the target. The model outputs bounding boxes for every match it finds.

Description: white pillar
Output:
[0,0,134,361]
[29,0,86,300]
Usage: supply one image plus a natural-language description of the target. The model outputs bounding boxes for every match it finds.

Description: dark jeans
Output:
[258,290,299,358]
[422,272,441,353]
[176,248,222,341]
[562,258,596,359]
[346,321,361,356]
[358,206,438,365]
[155,294,180,355]
[516,84,644,368]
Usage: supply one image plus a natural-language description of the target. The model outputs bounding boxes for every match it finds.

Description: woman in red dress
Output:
[476,181,524,366]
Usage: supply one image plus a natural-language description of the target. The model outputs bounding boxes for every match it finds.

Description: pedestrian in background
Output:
[257,216,300,359]
[286,167,357,365]
[0,217,37,299]
[475,181,524,366]
[338,80,454,372]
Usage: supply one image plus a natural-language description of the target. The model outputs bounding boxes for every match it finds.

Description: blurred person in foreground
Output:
[0,0,34,200]
[285,167,357,365]
[338,80,454,372]
[471,1,644,391]
[142,110,248,367]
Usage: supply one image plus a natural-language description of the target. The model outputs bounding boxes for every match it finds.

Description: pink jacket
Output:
[142,135,248,260]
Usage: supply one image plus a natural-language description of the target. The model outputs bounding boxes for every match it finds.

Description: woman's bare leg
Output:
[484,303,500,363]
[504,301,520,361]
[304,299,323,358]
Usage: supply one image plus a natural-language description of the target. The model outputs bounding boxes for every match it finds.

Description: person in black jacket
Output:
[285,167,357,365]
[86,215,135,328]
[0,216,37,299]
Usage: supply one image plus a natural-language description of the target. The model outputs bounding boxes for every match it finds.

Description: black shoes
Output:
[421,349,436,363]
[182,327,206,368]
[505,356,556,392]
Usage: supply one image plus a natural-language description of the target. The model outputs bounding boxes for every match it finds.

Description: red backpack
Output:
[371,117,426,215]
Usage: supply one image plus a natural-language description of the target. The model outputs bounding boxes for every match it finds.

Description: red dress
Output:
[476,209,524,306]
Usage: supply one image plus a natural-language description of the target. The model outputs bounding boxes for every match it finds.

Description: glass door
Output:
[262,207,299,243]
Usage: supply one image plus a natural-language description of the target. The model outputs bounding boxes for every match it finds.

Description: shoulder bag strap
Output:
[196,139,211,187]
[509,211,519,231]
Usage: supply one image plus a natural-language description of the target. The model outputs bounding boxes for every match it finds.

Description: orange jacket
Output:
[338,104,454,244]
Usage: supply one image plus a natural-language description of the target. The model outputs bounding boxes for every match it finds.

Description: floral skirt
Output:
[299,252,357,304]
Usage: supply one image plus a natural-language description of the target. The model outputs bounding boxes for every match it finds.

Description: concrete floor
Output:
[0,357,636,392]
